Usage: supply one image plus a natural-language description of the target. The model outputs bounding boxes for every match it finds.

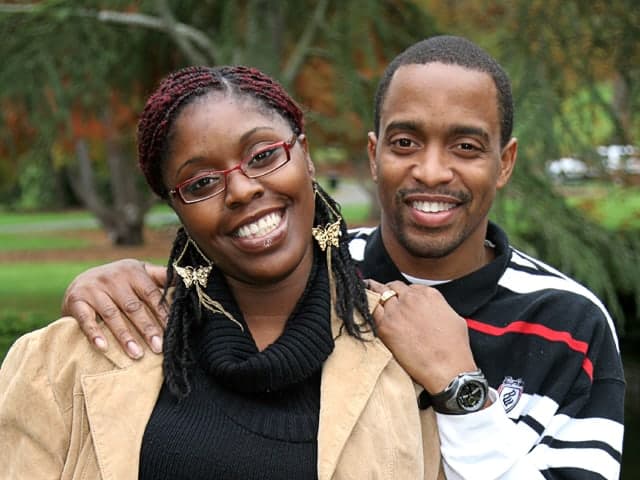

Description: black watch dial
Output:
[457,380,486,411]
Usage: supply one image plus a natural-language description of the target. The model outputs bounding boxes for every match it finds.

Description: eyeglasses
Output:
[170,134,298,204]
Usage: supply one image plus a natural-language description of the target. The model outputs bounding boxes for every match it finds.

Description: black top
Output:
[139,253,334,480]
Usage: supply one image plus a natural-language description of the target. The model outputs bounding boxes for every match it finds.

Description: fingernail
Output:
[127,341,143,359]
[94,337,108,351]
[150,335,163,354]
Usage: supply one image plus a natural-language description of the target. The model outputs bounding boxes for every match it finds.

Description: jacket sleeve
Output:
[436,310,624,479]
[0,332,69,479]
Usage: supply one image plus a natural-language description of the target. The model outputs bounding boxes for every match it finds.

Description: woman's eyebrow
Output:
[238,126,277,144]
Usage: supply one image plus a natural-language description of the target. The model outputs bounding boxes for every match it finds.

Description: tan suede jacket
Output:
[0,293,443,480]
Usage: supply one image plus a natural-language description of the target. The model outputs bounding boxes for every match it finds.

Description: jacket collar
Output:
[79,284,389,480]
[358,221,511,317]
[80,318,389,480]
[317,289,392,479]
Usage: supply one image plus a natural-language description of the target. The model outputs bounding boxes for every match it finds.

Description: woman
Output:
[0,66,442,479]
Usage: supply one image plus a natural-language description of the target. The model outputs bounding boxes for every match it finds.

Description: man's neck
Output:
[380,223,494,281]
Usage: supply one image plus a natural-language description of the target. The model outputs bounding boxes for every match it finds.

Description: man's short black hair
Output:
[373,35,514,147]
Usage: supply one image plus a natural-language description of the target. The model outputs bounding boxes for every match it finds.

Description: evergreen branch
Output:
[0,3,217,61]
[154,0,213,65]
[281,0,330,86]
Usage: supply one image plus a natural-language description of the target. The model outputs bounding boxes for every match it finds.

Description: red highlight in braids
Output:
[137,65,305,198]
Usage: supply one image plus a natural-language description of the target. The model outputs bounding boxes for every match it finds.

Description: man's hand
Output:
[367,279,478,394]
[61,259,168,359]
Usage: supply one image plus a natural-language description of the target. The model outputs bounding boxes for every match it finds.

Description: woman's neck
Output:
[225,252,314,350]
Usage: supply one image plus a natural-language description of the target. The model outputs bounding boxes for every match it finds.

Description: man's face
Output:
[368,62,517,279]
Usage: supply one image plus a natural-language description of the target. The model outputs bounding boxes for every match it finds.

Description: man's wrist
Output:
[418,369,489,414]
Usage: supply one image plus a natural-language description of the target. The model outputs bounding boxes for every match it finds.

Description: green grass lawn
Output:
[0,209,92,226]
[0,203,173,225]
[0,232,91,251]
[0,261,104,359]
[563,182,640,230]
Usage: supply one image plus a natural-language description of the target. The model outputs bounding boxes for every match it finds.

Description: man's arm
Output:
[435,376,624,479]
[368,279,624,479]
[61,259,168,358]
[367,279,479,396]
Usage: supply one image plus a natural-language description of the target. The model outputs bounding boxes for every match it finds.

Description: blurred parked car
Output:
[597,145,640,175]
[546,157,592,181]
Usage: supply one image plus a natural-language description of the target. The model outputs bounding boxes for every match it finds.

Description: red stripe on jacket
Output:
[466,319,594,381]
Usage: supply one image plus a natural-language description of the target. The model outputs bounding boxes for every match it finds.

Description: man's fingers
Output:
[365,278,386,294]
[68,300,108,351]
[118,294,164,354]
[365,279,406,304]
[61,259,169,359]
[144,262,168,288]
[96,296,145,359]
[134,264,169,330]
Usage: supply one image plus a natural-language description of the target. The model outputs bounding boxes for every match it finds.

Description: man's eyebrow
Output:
[384,120,421,134]
[450,125,490,143]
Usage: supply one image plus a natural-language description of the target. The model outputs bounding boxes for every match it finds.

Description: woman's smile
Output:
[231,208,288,252]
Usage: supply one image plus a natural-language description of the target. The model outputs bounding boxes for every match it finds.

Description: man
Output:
[62,36,624,478]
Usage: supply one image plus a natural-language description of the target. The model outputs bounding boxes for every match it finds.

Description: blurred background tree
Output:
[0,0,638,337]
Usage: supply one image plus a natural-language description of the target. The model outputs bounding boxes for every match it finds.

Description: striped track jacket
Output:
[348,222,624,479]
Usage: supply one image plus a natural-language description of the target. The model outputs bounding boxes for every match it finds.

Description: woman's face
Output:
[163,92,316,286]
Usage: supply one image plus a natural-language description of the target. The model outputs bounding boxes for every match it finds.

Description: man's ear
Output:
[367,131,379,183]
[298,134,315,176]
[497,137,517,189]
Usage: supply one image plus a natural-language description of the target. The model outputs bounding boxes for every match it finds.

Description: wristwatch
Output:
[418,369,488,414]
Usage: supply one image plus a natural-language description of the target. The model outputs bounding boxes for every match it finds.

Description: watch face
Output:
[457,380,486,411]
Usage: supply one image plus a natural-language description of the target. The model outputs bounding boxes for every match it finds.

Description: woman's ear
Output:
[298,134,315,176]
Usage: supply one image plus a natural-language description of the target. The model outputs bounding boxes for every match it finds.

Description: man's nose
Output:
[411,145,455,186]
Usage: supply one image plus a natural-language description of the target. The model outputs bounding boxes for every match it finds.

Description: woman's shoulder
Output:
[3,316,158,377]
[5,316,93,363]
[2,317,161,412]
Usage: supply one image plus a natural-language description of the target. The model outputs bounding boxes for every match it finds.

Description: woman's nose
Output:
[223,168,263,208]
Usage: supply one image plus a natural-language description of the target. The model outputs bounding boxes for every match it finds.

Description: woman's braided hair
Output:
[137,65,374,398]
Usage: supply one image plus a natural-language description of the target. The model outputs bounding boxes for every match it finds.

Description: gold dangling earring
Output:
[173,236,244,331]
[311,182,343,269]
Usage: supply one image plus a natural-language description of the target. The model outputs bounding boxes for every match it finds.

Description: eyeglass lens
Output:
[178,138,294,203]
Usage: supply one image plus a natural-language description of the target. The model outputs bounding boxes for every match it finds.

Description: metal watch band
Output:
[418,369,488,414]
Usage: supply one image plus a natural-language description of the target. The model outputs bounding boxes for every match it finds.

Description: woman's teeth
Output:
[236,212,282,238]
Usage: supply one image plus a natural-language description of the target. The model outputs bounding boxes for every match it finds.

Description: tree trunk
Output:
[68,133,152,247]
[103,110,148,246]
[612,71,632,145]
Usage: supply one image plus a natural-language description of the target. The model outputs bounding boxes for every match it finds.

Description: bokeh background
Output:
[0,1,638,477]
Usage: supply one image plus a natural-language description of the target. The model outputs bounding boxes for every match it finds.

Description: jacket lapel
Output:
[317,291,392,480]
[81,352,163,480]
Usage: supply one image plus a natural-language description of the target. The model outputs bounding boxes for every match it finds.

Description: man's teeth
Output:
[236,212,281,238]
[413,201,455,213]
